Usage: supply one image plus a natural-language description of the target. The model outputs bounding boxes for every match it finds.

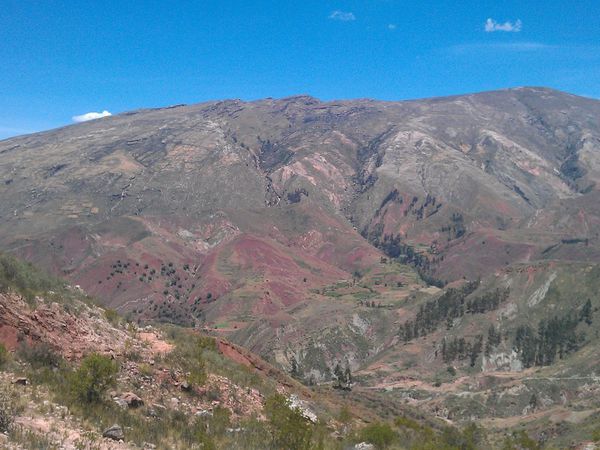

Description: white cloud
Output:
[388,24,397,30]
[485,18,522,32]
[329,10,356,22]
[72,110,112,123]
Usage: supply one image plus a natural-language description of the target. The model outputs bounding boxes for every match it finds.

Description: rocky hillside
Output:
[0,253,502,449]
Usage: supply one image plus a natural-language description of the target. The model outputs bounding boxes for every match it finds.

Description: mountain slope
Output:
[1,87,600,379]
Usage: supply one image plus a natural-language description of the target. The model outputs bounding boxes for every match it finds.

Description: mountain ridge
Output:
[4,86,595,144]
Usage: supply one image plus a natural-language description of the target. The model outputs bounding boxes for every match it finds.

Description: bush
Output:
[166,332,215,388]
[208,406,231,436]
[0,252,64,302]
[0,384,16,432]
[501,431,541,450]
[70,353,118,403]
[0,343,8,369]
[103,308,121,325]
[17,342,61,369]
[358,422,396,449]
[265,394,313,450]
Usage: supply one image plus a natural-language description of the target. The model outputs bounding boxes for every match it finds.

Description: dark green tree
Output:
[580,299,593,325]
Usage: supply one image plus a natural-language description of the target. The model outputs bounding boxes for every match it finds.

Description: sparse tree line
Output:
[440,324,505,367]
[513,300,593,367]
[441,334,483,367]
[440,212,466,240]
[363,220,448,288]
[433,299,594,369]
[399,282,510,342]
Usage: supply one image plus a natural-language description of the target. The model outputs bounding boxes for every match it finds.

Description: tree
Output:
[529,393,538,411]
[70,353,118,403]
[486,325,502,356]
[290,356,300,378]
[344,363,353,388]
[469,335,483,367]
[581,299,593,325]
[333,363,345,389]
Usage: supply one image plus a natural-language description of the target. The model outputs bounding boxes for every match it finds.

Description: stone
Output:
[120,392,144,408]
[354,443,375,450]
[195,409,213,418]
[180,381,192,392]
[103,424,124,441]
[114,397,128,409]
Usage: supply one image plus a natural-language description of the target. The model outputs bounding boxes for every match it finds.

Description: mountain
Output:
[2,87,600,446]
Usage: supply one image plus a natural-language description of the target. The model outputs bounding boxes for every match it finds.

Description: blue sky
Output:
[1,0,599,139]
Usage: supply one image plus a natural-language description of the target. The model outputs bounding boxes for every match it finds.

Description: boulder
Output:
[120,392,144,408]
[103,424,124,441]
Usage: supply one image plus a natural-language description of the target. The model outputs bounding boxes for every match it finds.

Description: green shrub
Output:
[0,384,16,432]
[17,341,62,369]
[166,332,216,388]
[208,406,231,436]
[501,431,541,450]
[187,417,216,450]
[7,427,54,448]
[103,308,121,325]
[0,252,63,302]
[69,353,118,403]
[358,422,396,449]
[0,343,8,369]
[187,363,207,388]
[265,394,313,450]
[439,423,487,450]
